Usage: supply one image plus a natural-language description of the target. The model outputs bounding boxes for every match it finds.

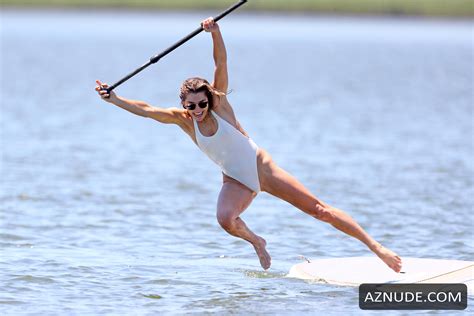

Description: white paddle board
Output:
[288,257,473,295]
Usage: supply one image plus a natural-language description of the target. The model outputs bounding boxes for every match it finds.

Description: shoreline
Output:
[2,6,474,23]
[1,1,473,18]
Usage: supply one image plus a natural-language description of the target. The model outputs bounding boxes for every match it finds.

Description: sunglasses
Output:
[184,100,208,111]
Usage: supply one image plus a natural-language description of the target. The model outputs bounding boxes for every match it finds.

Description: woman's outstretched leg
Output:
[258,153,402,272]
[217,177,271,270]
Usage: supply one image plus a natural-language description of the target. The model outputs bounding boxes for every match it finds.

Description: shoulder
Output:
[170,107,196,134]
[211,93,231,111]
[212,98,240,128]
[169,107,194,126]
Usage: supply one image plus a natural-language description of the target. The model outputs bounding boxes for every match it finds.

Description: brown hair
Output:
[179,77,225,110]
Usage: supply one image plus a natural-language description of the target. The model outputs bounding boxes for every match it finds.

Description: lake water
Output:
[1,9,473,315]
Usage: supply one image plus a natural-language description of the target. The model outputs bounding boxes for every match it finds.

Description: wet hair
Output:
[179,77,225,111]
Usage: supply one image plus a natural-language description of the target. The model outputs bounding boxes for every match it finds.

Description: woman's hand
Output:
[95,80,118,103]
[201,17,219,33]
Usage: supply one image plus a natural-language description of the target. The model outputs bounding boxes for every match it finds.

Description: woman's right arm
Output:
[95,80,183,125]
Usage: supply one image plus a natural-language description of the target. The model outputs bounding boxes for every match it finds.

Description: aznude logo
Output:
[359,284,467,310]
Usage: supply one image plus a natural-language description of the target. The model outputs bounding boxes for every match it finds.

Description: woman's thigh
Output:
[257,149,324,214]
[217,176,256,220]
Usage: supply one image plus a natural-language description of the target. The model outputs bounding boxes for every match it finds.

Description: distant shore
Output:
[2,0,473,17]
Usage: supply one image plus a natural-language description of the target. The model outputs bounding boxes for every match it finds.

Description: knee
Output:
[217,212,236,232]
[311,203,334,223]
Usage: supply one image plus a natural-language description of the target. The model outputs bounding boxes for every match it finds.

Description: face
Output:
[183,91,209,122]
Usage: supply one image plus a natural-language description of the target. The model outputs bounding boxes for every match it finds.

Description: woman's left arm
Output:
[203,18,246,133]
[202,18,228,93]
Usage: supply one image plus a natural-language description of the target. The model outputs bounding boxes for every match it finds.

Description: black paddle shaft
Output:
[103,0,247,93]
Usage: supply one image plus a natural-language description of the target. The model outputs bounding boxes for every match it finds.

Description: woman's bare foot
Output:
[373,244,402,272]
[253,237,271,270]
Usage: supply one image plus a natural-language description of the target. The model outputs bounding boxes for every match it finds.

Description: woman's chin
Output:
[194,112,206,121]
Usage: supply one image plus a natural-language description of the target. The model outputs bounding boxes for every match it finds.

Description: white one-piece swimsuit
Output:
[193,111,261,193]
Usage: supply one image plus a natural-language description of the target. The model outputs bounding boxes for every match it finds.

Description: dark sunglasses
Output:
[184,100,208,111]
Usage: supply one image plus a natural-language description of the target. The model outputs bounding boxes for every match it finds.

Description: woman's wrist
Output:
[211,26,221,36]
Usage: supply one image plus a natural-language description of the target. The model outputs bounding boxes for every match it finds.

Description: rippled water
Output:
[1,9,473,315]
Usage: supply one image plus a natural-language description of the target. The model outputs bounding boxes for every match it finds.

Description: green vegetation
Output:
[2,0,473,17]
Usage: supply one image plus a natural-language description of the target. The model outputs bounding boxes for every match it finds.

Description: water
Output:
[1,9,473,315]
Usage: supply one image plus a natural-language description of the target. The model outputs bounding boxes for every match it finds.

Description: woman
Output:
[95,18,402,272]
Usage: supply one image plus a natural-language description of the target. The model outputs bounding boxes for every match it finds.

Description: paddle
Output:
[101,0,247,94]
